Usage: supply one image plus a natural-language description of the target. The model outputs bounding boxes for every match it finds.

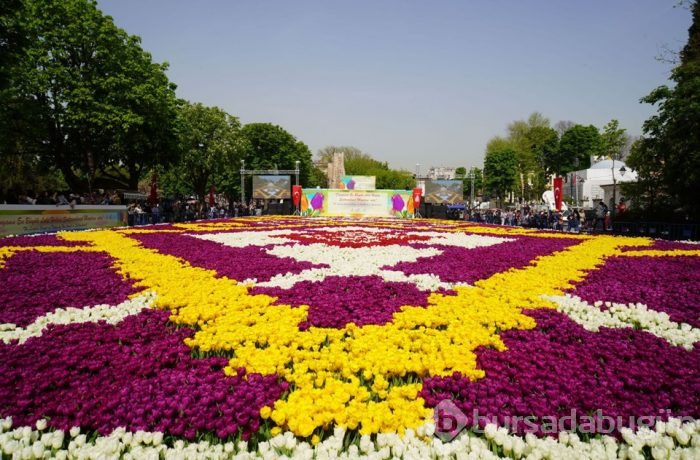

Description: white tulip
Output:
[651,446,669,460]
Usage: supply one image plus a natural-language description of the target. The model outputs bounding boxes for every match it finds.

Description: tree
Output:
[173,102,244,202]
[624,137,668,216]
[505,113,552,201]
[484,148,517,207]
[240,123,316,187]
[637,0,700,219]
[315,145,413,189]
[375,169,415,190]
[554,120,575,136]
[558,125,603,171]
[0,0,180,192]
[462,167,484,202]
[316,145,365,165]
[526,126,559,198]
[600,119,629,161]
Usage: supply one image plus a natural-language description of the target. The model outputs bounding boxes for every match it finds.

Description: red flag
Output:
[208,186,216,207]
[553,177,563,211]
[148,174,158,206]
[412,188,422,208]
[292,185,302,206]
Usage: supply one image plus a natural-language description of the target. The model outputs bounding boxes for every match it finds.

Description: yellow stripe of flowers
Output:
[462,225,592,239]
[619,249,700,258]
[56,229,652,438]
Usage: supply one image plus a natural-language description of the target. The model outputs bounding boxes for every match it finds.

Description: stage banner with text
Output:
[0,205,128,237]
[339,175,376,190]
[300,189,414,218]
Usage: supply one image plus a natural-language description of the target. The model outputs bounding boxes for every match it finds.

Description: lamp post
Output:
[574,175,585,208]
[467,168,475,208]
[295,160,300,187]
[611,160,627,218]
[240,159,246,205]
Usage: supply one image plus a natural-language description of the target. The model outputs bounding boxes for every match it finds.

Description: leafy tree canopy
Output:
[637,0,700,219]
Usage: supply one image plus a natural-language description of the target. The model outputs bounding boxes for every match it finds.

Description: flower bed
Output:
[1,217,698,458]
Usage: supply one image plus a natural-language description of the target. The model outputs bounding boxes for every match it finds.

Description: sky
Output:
[95,0,693,171]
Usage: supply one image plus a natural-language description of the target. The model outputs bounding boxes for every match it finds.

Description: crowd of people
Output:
[461,200,627,233]
[6,189,628,234]
[7,190,123,206]
[126,199,270,226]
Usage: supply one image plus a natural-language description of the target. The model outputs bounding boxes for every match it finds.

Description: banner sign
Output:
[412,187,422,209]
[0,205,128,237]
[300,189,415,218]
[252,175,291,199]
[292,185,302,206]
[553,177,563,211]
[339,175,376,190]
[424,180,463,204]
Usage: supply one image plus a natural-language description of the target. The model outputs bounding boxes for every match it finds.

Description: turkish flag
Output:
[208,186,216,206]
[412,188,422,208]
[292,185,302,206]
[553,177,563,211]
[148,174,158,206]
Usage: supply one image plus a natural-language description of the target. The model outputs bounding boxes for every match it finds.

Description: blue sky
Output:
[96,0,692,171]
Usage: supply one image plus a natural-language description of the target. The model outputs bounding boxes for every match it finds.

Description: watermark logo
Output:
[433,399,467,442]
[431,400,694,439]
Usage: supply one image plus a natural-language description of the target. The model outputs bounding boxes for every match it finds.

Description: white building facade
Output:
[565,159,637,209]
[427,166,459,180]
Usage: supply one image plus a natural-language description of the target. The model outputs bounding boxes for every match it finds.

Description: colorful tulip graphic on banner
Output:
[310,192,324,211]
[391,194,405,216]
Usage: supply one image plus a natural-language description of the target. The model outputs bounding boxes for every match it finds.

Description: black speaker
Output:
[433,205,447,220]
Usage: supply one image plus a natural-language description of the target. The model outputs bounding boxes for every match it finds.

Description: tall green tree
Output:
[462,167,483,202]
[240,123,317,187]
[0,0,179,192]
[558,125,603,171]
[504,113,553,201]
[171,102,244,202]
[637,0,700,219]
[484,148,517,207]
[600,119,628,161]
[624,137,668,216]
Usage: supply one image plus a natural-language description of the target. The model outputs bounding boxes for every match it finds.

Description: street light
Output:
[611,159,627,219]
[574,175,585,208]
[467,168,475,208]
[295,160,300,187]
[240,159,246,205]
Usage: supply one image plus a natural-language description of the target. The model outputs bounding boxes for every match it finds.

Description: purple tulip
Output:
[131,233,323,283]
[347,180,356,190]
[0,251,140,327]
[0,310,286,439]
[569,254,700,327]
[391,194,405,212]
[393,235,580,284]
[310,192,324,210]
[252,276,447,329]
[421,309,700,438]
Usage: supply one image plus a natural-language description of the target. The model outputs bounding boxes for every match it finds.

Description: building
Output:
[427,166,459,180]
[565,159,637,209]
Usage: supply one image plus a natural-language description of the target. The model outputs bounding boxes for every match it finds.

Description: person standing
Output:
[616,198,627,215]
